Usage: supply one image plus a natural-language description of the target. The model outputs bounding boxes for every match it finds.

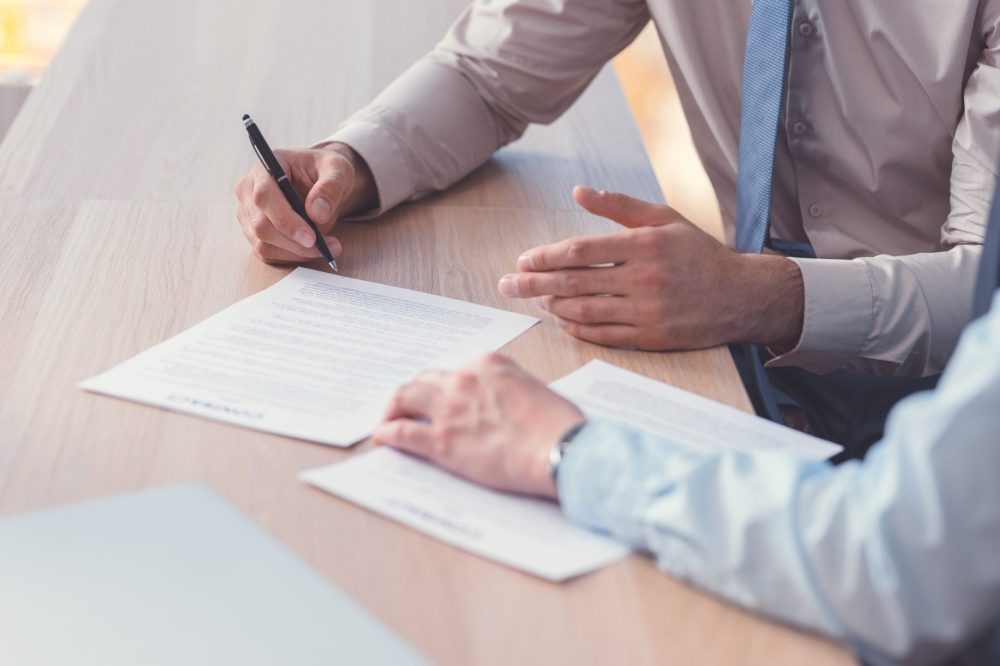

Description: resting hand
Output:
[498,186,803,351]
[372,354,584,500]
[234,143,376,265]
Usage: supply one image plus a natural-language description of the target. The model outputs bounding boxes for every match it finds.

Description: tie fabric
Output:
[733,0,794,423]
[735,0,794,253]
[973,177,1000,319]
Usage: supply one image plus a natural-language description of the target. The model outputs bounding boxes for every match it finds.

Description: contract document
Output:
[303,360,839,581]
[81,268,537,446]
[551,360,842,460]
[301,448,630,582]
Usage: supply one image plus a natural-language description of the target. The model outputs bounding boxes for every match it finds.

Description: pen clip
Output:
[250,139,272,177]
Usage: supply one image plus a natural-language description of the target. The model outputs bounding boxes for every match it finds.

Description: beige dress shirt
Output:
[327,0,999,377]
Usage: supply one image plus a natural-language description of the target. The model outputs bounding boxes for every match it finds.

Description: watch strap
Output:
[548,421,587,482]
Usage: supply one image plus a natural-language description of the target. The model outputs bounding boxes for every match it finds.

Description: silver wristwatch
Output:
[548,421,587,481]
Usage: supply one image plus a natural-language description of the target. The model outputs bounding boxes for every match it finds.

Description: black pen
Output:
[242,114,338,272]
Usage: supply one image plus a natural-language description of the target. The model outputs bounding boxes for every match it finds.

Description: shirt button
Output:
[792,121,808,136]
[808,203,823,218]
[798,21,815,38]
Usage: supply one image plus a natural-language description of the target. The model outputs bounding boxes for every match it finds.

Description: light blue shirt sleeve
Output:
[558,292,1000,666]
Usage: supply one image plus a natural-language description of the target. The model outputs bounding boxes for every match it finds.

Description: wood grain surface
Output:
[0,1,855,664]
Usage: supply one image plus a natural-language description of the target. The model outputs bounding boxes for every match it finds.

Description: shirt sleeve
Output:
[769,9,1000,377]
[558,291,1000,665]
[321,0,650,217]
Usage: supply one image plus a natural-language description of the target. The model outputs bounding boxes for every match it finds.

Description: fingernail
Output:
[517,253,534,271]
[498,276,520,298]
[310,197,332,222]
[535,297,550,311]
[293,229,315,248]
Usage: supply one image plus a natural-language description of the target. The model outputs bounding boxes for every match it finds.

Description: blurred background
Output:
[0,3,720,238]
[0,0,84,84]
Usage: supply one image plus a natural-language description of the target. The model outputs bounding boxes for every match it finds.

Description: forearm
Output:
[731,253,805,351]
[322,0,650,218]
[556,426,970,665]
[559,298,1000,666]
[323,58,517,217]
[558,420,845,640]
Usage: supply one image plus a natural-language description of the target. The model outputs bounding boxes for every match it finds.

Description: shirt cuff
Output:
[766,258,874,374]
[556,419,696,545]
[318,116,415,221]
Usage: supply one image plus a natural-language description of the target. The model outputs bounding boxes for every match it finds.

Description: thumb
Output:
[573,185,672,229]
[305,153,353,228]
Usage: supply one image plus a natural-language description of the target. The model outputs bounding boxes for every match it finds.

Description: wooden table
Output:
[0,83,31,143]
[0,1,854,664]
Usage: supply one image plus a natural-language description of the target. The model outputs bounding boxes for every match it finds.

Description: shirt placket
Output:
[783,1,824,251]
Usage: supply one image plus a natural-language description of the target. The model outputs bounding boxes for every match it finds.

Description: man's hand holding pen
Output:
[234,142,377,265]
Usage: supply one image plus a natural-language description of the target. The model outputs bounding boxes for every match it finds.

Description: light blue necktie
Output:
[736,0,794,253]
[733,0,794,422]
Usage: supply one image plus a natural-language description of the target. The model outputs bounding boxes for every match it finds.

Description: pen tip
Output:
[328,260,339,273]
[242,114,250,121]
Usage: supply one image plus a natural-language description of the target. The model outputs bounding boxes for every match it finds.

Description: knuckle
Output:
[481,353,509,369]
[608,191,629,208]
[395,384,415,404]
[559,319,580,337]
[432,420,459,454]
[274,214,300,236]
[636,227,666,252]
[385,391,404,413]
[322,172,346,191]
[389,421,409,443]
[397,420,419,441]
[520,274,538,295]
[442,395,466,418]
[565,240,587,264]
[431,427,455,458]
[318,177,347,203]
[250,216,270,237]
[250,185,269,208]
[253,241,282,265]
[574,300,595,321]
[562,273,581,294]
[488,352,510,366]
[320,151,350,175]
[430,420,450,440]
[633,264,663,286]
[452,371,478,391]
